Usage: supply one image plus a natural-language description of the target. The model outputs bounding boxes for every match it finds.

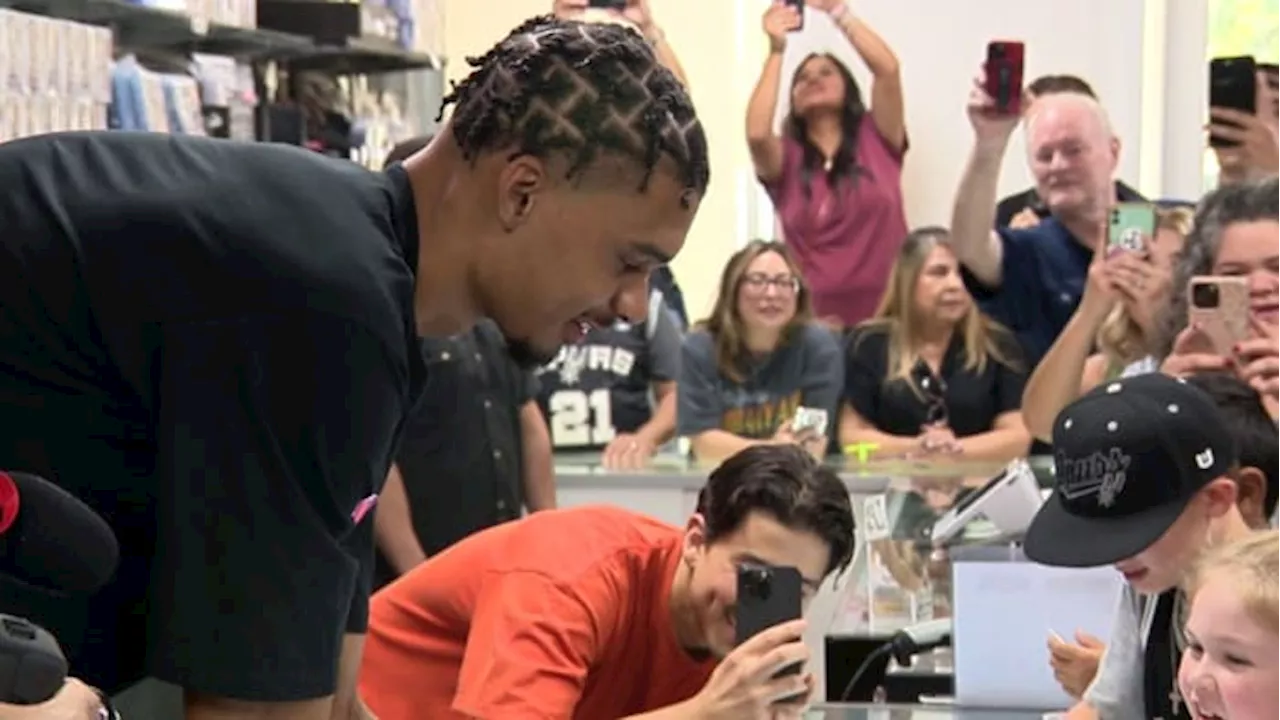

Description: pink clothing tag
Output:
[351,493,379,524]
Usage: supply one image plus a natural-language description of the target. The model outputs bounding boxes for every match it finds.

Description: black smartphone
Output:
[1209,55,1257,147]
[587,0,627,9]
[785,0,804,31]
[735,561,803,678]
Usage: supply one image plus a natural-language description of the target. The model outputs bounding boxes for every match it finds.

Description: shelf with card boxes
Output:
[0,9,115,140]
[0,0,439,152]
[0,0,439,73]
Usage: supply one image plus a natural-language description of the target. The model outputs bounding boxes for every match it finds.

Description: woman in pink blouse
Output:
[746,0,907,329]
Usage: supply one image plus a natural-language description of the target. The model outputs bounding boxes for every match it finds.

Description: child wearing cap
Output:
[1045,371,1279,701]
[1177,529,1278,720]
[1023,373,1256,720]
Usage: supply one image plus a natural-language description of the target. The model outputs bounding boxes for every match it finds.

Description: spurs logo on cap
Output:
[1056,447,1132,508]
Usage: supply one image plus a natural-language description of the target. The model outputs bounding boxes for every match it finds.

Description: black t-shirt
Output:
[379,320,536,579]
[843,326,1026,437]
[0,132,424,700]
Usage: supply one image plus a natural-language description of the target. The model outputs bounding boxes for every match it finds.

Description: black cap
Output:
[1023,374,1236,568]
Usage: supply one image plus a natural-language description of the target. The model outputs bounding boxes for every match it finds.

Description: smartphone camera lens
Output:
[1191,282,1220,309]
[743,566,772,599]
[990,44,1006,60]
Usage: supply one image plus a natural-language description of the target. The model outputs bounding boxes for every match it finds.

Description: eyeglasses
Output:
[741,273,800,295]
[913,363,949,426]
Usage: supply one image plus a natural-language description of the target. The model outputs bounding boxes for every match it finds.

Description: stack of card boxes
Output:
[0,10,113,142]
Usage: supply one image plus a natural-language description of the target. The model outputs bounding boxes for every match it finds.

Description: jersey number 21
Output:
[548,389,615,448]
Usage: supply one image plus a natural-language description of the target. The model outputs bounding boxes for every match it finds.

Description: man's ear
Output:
[1204,476,1242,518]
[496,154,548,232]
[1234,466,1270,529]
[682,513,708,569]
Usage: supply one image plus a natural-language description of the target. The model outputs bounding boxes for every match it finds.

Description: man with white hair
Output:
[995,74,1146,229]
[947,78,1126,368]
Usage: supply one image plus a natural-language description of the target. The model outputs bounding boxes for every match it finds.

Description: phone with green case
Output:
[1107,203,1155,255]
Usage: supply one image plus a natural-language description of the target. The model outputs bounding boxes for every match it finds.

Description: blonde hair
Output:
[1095,206,1195,365]
[696,240,814,383]
[853,227,1019,389]
[1186,529,1279,633]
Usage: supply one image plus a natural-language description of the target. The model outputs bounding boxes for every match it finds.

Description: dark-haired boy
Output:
[0,14,706,720]
[358,445,855,720]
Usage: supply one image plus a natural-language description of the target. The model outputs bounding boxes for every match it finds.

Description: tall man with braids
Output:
[0,15,706,720]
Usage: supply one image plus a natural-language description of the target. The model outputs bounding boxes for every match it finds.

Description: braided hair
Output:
[438,15,709,207]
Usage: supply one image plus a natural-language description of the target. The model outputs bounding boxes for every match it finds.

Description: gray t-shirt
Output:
[677,323,843,439]
[1086,584,1168,720]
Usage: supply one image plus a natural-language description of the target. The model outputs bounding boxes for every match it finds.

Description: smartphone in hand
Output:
[1209,56,1257,147]
[735,562,803,662]
[587,0,627,9]
[1187,276,1250,355]
[984,40,1025,115]
[1107,203,1155,256]
[784,0,805,31]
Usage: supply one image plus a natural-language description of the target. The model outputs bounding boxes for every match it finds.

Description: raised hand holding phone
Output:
[965,39,1028,147]
[762,2,802,47]
[983,40,1025,116]
[1208,56,1257,148]
[1160,276,1250,378]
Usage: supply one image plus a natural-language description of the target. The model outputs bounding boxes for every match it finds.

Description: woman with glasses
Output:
[677,240,842,462]
[839,227,1029,462]
[1021,205,1192,443]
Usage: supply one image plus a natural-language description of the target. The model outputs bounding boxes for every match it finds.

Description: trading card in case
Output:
[65,25,87,98]
[48,19,68,97]
[7,11,32,96]
[26,15,48,96]
[0,11,11,94]
[92,27,115,103]
[0,94,12,143]
[12,93,30,139]
[791,406,830,437]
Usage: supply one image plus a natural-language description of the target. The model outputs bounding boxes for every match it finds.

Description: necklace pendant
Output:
[1169,686,1184,714]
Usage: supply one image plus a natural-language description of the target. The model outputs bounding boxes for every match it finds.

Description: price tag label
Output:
[862,494,891,542]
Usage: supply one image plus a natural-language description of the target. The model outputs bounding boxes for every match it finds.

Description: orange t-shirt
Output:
[358,505,716,720]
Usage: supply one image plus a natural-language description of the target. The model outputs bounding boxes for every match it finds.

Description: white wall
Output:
[439,0,1207,323]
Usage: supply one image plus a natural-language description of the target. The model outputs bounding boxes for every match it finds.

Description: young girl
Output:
[1178,529,1279,720]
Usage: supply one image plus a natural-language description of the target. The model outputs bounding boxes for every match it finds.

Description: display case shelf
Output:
[0,0,441,72]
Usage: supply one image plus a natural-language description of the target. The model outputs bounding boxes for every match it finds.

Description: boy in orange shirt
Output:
[357,445,855,719]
